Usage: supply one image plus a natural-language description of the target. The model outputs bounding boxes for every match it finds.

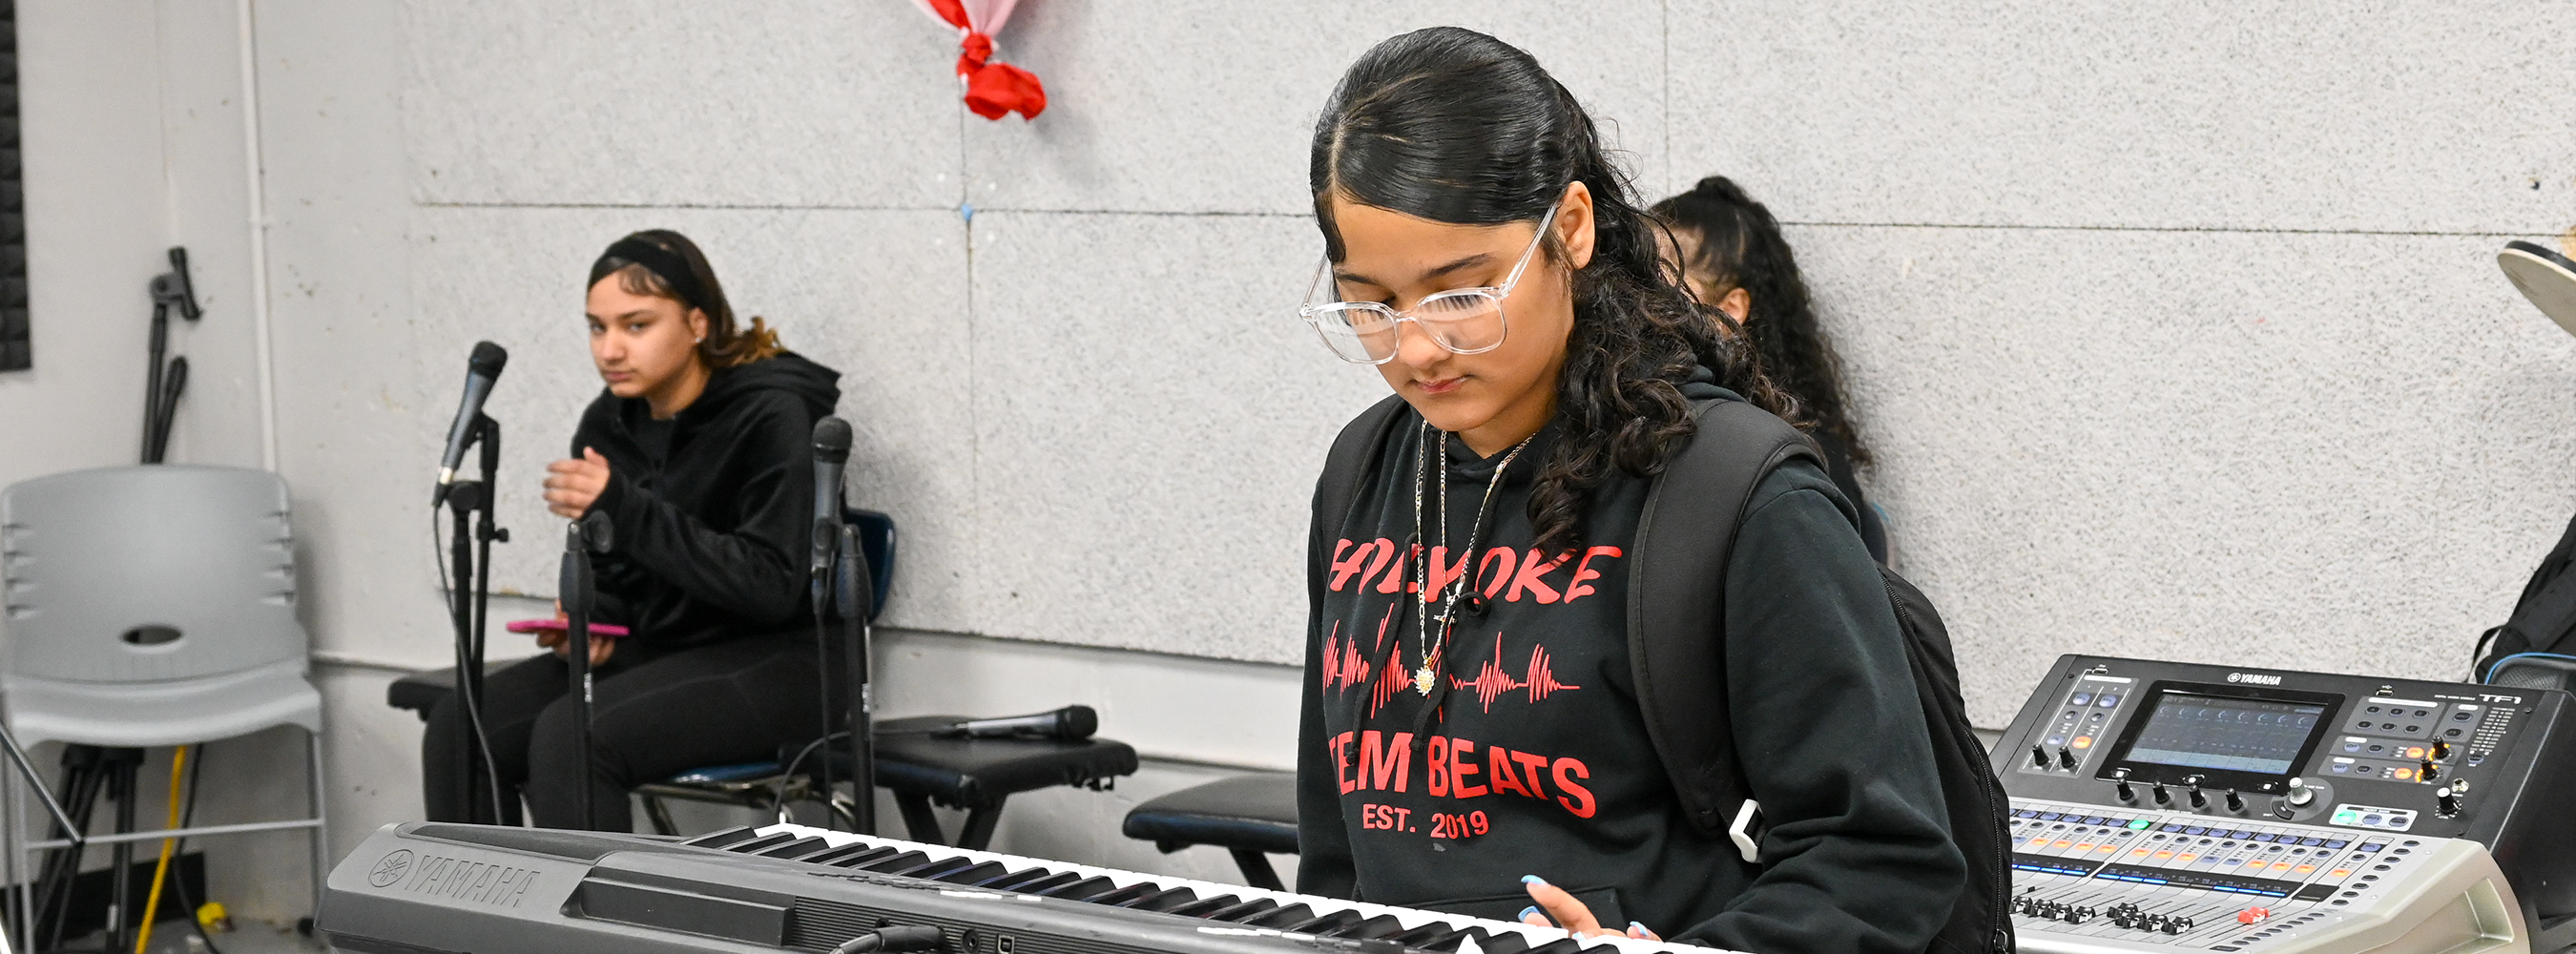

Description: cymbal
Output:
[2501,239,2576,338]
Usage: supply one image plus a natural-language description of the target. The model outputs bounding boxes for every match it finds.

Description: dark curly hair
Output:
[1652,176,1870,467]
[1312,28,1799,557]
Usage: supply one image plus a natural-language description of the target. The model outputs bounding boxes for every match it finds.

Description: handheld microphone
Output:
[936,705,1099,741]
[811,417,852,592]
[432,342,509,506]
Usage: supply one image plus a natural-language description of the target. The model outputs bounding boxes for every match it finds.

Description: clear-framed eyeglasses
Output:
[1297,204,1560,365]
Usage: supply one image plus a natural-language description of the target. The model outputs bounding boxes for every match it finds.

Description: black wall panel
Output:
[0,2,23,371]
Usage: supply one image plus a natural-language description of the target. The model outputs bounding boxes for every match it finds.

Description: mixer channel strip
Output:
[685,822,1689,954]
[2009,799,2449,951]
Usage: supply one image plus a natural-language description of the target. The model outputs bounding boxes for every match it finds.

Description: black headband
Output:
[594,238,709,312]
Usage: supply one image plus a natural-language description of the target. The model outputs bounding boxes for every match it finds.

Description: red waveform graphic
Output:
[1320,622,1369,694]
[1371,648,1406,716]
[1449,633,1581,712]
[1323,607,1403,701]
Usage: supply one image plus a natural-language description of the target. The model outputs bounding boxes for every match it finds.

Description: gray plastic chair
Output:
[0,465,328,939]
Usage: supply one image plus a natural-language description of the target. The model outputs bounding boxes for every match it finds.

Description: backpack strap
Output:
[1630,396,1825,836]
[2487,511,2576,674]
[1317,395,1414,539]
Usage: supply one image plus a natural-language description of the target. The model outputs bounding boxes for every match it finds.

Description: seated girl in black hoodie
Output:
[421,229,841,831]
[1295,29,1963,953]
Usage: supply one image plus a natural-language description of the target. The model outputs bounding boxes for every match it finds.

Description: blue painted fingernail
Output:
[1520,874,1547,885]
[1518,906,1542,922]
[1630,922,1649,933]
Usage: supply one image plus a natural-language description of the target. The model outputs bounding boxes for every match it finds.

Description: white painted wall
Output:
[0,0,267,487]
[10,0,2576,928]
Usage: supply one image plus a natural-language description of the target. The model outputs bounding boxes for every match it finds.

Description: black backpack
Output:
[2473,511,2576,685]
[1319,394,2011,954]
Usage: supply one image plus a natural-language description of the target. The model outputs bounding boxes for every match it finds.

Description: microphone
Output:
[936,705,1099,741]
[811,417,852,590]
[431,342,509,506]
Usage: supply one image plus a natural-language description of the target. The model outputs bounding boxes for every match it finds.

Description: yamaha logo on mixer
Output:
[2227,673,2283,685]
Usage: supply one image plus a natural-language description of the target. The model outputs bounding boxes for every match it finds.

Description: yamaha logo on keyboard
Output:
[384,851,540,908]
[367,849,411,887]
[2228,673,2283,685]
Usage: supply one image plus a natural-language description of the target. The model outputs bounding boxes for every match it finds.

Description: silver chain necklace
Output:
[1409,423,1535,695]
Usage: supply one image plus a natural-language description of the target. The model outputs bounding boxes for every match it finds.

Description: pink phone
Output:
[506,618,631,638]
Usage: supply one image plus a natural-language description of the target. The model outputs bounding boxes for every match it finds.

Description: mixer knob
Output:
[2185,776,2208,809]
[2286,778,2316,807]
[2432,739,2451,759]
[2420,759,2440,782]
[2224,788,2244,813]
[2151,782,2171,805]
[2030,744,2050,769]
[2058,746,2079,770]
[2437,786,2462,819]
[2113,770,2136,803]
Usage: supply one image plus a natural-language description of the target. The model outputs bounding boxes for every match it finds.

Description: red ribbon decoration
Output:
[927,0,1047,121]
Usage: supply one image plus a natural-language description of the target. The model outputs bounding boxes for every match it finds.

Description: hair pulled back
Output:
[1652,176,1869,467]
[1312,27,1797,556]
[587,229,784,369]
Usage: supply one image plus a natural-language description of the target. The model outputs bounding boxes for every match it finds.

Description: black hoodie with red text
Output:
[1296,376,1963,954]
[571,352,841,652]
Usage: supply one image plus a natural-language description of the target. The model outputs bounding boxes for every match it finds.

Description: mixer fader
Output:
[1996,656,2576,954]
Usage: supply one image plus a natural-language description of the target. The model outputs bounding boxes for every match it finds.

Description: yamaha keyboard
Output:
[320,821,1714,954]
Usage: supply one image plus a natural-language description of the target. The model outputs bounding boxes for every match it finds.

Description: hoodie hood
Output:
[614,351,841,432]
[686,351,841,422]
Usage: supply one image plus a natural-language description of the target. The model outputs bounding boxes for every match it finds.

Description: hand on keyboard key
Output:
[1521,876,1662,942]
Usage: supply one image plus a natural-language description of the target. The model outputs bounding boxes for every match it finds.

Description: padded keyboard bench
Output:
[809,715,1139,851]
[1120,772,1298,889]
[388,670,1139,850]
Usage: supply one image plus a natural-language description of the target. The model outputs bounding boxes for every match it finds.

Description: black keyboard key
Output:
[999,870,1079,894]
[757,837,833,860]
[825,846,903,869]
[1167,895,1243,918]
[1090,882,1164,906]
[858,850,930,873]
[898,856,979,880]
[935,861,1009,884]
[1527,938,1588,954]
[803,842,888,866]
[1330,914,1406,940]
[1036,876,1120,902]
[684,827,767,850]
[1468,928,1533,954]
[724,833,800,855]
[1244,904,1317,928]
[1118,887,1200,912]
[1204,899,1281,923]
[1388,923,1464,949]
[1282,910,1363,934]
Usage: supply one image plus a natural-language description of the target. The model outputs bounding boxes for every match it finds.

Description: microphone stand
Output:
[836,525,876,834]
[0,714,89,954]
[445,415,509,823]
[559,510,611,831]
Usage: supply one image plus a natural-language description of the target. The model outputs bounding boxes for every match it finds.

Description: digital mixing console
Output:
[1996,656,2576,954]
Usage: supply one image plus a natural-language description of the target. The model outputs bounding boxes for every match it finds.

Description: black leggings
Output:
[421,636,830,830]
